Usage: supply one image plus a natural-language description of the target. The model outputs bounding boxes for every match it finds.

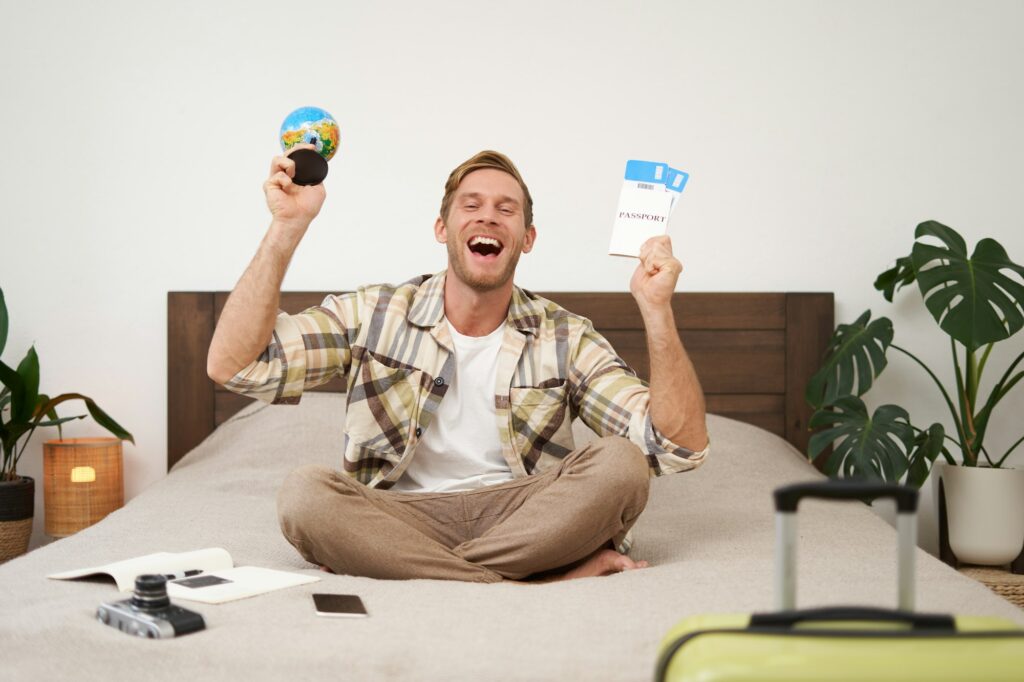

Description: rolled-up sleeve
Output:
[568,321,709,476]
[222,292,359,404]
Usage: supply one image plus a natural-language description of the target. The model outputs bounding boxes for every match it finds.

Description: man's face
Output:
[435,168,536,292]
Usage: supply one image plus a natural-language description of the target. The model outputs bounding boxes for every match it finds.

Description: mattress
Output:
[1,394,1019,681]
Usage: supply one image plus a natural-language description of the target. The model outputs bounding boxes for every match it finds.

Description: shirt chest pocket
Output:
[509,382,575,469]
[345,352,422,458]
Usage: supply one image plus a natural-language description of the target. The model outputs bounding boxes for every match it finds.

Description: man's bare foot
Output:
[541,549,649,582]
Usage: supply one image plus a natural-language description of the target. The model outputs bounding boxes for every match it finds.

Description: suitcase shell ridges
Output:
[658,614,1024,682]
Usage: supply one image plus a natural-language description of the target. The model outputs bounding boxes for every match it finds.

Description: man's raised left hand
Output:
[630,235,682,313]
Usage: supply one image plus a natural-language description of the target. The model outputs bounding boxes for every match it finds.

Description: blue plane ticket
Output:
[608,160,689,257]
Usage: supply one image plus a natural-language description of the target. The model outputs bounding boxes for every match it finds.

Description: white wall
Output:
[3,0,1023,556]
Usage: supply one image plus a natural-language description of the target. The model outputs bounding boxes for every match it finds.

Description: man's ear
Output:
[521,225,537,253]
[434,217,447,243]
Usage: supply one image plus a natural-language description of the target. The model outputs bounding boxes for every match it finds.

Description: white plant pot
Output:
[941,465,1024,566]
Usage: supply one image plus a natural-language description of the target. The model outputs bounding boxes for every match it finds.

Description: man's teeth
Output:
[470,236,501,247]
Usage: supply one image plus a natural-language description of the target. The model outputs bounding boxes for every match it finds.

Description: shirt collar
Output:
[407,270,545,336]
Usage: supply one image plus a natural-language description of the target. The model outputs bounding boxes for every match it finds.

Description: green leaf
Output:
[46,398,62,439]
[0,359,25,426]
[805,310,893,409]
[35,394,67,439]
[906,423,945,487]
[83,398,134,445]
[808,397,918,484]
[38,393,134,444]
[32,393,49,419]
[912,221,1024,351]
[34,415,85,428]
[39,394,54,418]
[999,370,1024,401]
[970,352,1024,462]
[874,255,916,302]
[14,347,40,423]
[2,421,32,456]
[0,286,7,357]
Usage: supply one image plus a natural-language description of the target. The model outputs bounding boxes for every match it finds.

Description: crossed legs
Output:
[276,436,650,582]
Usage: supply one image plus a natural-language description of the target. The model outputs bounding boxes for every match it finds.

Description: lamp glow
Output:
[70,466,97,483]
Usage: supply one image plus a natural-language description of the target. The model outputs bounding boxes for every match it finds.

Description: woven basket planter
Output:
[0,476,35,563]
[961,566,1024,609]
[43,438,124,537]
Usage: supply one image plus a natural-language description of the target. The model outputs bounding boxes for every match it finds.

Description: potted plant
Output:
[805,221,1024,569]
[0,285,134,561]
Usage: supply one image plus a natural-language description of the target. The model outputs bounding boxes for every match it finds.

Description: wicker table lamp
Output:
[43,438,124,537]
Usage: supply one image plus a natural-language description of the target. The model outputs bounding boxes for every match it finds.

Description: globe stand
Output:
[288,148,329,186]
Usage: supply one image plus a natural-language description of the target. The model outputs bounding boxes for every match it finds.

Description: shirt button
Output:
[415,427,423,438]
[434,377,444,386]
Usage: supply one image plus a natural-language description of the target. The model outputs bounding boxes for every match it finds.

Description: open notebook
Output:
[48,547,319,604]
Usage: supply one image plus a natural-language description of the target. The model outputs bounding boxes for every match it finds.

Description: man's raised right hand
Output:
[264,144,327,240]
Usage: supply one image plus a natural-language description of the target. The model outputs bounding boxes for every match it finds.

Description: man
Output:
[207,147,709,583]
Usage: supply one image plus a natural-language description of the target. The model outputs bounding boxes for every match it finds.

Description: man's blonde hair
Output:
[439,150,534,227]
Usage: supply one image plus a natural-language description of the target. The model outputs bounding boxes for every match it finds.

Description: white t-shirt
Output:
[392,321,513,493]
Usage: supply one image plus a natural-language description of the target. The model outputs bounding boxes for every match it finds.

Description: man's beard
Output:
[446,237,522,292]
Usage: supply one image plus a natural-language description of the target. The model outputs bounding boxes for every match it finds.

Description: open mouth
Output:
[467,235,504,259]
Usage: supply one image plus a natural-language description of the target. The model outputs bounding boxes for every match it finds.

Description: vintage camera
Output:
[97,574,206,638]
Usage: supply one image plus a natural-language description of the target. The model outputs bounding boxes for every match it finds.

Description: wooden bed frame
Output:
[168,291,834,472]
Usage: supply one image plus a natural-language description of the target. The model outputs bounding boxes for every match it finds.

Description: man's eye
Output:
[500,207,514,215]
[464,203,478,210]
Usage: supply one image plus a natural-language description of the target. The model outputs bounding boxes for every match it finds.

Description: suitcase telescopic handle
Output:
[773,481,919,613]
[750,606,955,631]
[773,481,918,513]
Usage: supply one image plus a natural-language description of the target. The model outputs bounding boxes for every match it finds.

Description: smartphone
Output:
[312,593,368,618]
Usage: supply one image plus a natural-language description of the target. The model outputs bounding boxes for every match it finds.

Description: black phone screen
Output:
[313,593,368,617]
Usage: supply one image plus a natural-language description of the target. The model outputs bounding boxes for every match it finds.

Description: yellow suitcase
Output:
[655,481,1024,681]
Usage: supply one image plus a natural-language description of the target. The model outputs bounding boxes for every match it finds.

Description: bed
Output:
[1,290,1019,681]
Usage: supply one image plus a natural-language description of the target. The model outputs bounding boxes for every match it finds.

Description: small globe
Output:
[279,106,340,161]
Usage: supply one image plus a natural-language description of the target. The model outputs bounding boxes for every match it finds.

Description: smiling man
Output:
[207,149,709,582]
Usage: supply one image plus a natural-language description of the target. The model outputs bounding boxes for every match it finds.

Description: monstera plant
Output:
[805,221,1024,487]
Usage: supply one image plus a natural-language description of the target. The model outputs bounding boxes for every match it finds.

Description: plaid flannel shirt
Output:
[224,271,707,490]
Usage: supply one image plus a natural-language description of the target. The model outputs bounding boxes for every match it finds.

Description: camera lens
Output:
[130,574,170,611]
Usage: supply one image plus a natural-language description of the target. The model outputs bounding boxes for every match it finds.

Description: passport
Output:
[608,160,689,257]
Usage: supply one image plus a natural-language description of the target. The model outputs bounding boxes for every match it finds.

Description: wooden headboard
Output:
[168,292,833,471]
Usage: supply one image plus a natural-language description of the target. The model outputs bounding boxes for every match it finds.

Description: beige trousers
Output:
[276,436,650,582]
